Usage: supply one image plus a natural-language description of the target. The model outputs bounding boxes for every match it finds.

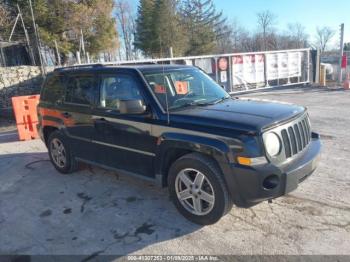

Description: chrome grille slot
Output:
[280,114,311,159]
[281,130,291,158]
[293,124,302,151]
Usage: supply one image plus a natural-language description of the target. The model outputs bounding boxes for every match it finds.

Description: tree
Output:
[315,26,335,52]
[135,0,188,58]
[287,23,309,48]
[180,0,225,55]
[256,10,276,50]
[134,0,156,57]
[0,2,12,41]
[4,0,118,64]
[115,0,137,60]
[229,19,244,52]
[152,0,187,57]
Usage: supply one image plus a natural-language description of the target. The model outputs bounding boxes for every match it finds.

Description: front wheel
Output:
[168,153,232,225]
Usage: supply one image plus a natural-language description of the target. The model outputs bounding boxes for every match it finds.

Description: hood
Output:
[170,97,305,133]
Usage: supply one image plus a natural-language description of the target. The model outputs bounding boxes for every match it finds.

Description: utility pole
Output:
[54,40,61,66]
[17,4,36,65]
[9,14,20,42]
[169,47,174,58]
[28,0,45,75]
[80,29,86,63]
[339,23,345,83]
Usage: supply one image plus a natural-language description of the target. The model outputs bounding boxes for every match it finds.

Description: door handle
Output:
[61,112,72,118]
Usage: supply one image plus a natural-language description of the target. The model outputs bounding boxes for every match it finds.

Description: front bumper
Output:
[229,132,321,208]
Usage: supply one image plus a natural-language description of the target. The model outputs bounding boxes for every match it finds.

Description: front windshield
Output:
[143,68,230,111]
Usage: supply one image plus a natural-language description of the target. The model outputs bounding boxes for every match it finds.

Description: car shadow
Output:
[0,151,202,258]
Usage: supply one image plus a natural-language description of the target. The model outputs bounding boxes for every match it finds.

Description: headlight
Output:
[264,132,281,157]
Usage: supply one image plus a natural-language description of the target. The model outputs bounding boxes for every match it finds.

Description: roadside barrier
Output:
[11,94,40,141]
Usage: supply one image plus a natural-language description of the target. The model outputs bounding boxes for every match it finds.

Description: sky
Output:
[213,0,349,46]
[128,0,350,48]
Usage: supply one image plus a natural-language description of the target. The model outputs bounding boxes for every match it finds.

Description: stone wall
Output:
[0,66,53,118]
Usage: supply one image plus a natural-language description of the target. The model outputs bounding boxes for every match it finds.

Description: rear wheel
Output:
[48,130,78,174]
[168,153,232,225]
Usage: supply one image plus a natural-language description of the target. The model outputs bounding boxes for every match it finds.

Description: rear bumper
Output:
[229,132,321,208]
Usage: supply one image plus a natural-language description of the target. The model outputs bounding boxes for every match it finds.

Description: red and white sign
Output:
[266,53,279,80]
[243,55,256,83]
[256,54,265,83]
[288,52,302,77]
[232,54,265,85]
[232,56,244,85]
[278,53,289,78]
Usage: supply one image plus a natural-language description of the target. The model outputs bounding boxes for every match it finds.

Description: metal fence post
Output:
[214,57,219,83]
[228,55,233,92]
[307,49,311,84]
[264,53,269,87]
[315,49,321,84]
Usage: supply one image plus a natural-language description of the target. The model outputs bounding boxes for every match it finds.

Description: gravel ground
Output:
[0,86,349,258]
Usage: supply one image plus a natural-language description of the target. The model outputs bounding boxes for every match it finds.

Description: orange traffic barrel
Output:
[11,94,40,141]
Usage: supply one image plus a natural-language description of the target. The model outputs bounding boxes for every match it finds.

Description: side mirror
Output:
[119,99,147,114]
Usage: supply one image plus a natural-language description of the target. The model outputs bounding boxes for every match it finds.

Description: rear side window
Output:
[41,74,65,102]
[65,75,97,105]
[99,74,143,110]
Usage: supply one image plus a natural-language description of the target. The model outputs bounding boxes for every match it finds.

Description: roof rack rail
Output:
[54,64,104,72]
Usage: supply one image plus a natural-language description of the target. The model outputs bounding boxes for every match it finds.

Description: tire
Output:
[48,130,78,174]
[168,153,233,225]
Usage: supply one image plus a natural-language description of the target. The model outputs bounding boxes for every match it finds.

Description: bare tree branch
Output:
[315,26,335,52]
[257,10,276,50]
[115,0,137,60]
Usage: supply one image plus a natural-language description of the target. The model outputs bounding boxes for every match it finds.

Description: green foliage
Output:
[180,0,217,55]
[152,0,188,57]
[3,0,118,60]
[135,0,227,57]
[0,2,12,40]
[134,0,156,57]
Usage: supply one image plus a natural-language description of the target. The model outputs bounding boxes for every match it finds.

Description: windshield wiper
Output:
[196,96,231,106]
[170,98,213,110]
[211,96,231,104]
[170,97,231,110]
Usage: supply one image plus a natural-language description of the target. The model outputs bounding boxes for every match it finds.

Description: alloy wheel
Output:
[175,168,215,216]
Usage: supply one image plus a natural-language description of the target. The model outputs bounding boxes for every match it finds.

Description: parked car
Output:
[37,64,321,225]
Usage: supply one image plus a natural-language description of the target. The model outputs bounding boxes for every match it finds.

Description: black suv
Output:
[38,64,321,225]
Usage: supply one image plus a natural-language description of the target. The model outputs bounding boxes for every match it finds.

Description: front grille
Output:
[281,115,311,158]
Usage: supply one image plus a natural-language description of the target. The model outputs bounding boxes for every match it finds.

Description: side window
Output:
[99,74,143,111]
[65,75,96,105]
[41,74,64,102]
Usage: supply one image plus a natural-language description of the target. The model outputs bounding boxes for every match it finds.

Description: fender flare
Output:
[154,132,245,204]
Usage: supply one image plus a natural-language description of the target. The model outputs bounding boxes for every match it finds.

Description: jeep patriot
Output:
[37,64,321,225]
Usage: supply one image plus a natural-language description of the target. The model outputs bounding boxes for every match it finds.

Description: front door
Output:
[92,71,157,177]
[62,73,98,161]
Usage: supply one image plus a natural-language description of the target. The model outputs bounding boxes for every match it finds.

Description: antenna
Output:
[160,36,170,125]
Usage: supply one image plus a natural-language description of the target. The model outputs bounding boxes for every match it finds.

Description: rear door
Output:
[61,72,98,160]
[92,70,157,177]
